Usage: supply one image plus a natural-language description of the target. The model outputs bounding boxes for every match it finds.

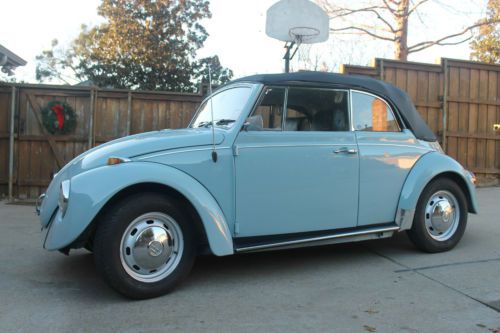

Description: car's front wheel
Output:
[407,178,468,253]
[93,193,196,299]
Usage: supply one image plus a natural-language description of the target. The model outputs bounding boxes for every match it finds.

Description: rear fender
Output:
[395,152,478,230]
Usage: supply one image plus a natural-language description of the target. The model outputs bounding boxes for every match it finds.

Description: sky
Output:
[0,0,489,83]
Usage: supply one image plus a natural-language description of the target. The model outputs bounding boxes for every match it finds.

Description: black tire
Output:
[93,192,196,299]
[407,178,468,253]
[83,237,94,253]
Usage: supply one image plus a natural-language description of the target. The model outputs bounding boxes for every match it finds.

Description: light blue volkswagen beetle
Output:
[37,72,478,299]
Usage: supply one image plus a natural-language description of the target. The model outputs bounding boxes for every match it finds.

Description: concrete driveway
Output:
[0,187,499,333]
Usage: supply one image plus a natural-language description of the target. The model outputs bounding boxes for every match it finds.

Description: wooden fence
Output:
[1,57,499,199]
[342,58,499,186]
[0,84,203,199]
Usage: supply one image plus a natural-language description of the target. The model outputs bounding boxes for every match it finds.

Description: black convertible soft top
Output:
[233,72,437,141]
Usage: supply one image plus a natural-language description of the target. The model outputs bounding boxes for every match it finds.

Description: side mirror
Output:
[243,115,264,131]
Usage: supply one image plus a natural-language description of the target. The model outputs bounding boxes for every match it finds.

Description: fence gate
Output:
[15,86,93,199]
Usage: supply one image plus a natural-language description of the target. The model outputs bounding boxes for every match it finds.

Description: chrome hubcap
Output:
[424,190,460,241]
[120,212,184,282]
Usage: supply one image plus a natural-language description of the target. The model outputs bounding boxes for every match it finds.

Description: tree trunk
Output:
[394,0,410,61]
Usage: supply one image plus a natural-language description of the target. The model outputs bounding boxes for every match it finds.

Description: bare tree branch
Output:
[330,26,396,41]
[409,35,474,53]
[407,0,430,16]
[407,20,498,53]
[318,0,497,61]
[324,5,388,18]
[328,7,397,32]
[382,0,398,14]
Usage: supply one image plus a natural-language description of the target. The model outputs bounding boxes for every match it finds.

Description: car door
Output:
[351,90,429,226]
[233,86,359,237]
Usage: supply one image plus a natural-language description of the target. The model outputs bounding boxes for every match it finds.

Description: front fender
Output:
[396,152,478,230]
[44,162,234,256]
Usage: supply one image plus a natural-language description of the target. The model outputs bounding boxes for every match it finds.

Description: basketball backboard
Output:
[266,0,329,44]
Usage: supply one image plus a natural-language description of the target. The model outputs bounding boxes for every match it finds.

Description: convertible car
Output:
[37,72,477,299]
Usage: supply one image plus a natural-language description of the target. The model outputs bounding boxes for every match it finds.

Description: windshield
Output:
[190,86,253,128]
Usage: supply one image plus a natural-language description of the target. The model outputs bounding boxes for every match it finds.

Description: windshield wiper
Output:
[197,119,235,128]
[197,121,212,128]
[216,119,235,125]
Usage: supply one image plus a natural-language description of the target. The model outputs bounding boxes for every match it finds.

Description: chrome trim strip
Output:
[136,147,231,160]
[235,225,400,252]
[282,87,288,130]
[238,143,357,150]
[357,143,430,150]
[349,89,355,132]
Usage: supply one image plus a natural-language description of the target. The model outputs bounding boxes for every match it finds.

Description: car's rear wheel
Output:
[93,193,196,299]
[407,178,468,253]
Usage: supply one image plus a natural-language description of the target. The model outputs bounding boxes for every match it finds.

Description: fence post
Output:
[379,59,385,81]
[88,88,95,149]
[442,58,448,151]
[8,86,16,201]
[126,91,132,135]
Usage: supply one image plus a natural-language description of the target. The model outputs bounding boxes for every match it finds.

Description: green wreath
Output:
[41,100,77,134]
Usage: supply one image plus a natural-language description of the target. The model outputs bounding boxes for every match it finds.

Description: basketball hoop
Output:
[289,27,320,44]
[265,0,329,72]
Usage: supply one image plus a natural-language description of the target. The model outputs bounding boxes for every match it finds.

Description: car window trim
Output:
[350,89,402,132]
[188,83,254,129]
[246,86,287,131]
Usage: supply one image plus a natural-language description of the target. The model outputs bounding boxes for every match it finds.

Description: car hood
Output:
[67,128,224,174]
[39,128,224,226]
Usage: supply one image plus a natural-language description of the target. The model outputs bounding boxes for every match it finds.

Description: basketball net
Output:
[288,27,320,45]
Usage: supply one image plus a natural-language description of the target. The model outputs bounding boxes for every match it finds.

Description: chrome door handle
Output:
[333,147,358,154]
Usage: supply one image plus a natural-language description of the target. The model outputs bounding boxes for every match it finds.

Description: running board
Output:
[235,224,400,253]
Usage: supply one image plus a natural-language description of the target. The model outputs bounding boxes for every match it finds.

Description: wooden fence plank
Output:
[467,69,480,169]
[457,67,470,167]
[486,71,497,170]
[447,67,459,160]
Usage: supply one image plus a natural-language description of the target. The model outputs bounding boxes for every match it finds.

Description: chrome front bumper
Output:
[36,193,46,216]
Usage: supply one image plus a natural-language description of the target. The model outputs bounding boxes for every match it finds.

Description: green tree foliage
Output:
[470,0,500,64]
[36,0,233,91]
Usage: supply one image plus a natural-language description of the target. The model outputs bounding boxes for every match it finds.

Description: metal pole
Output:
[284,47,291,73]
[283,42,295,73]
[8,86,16,201]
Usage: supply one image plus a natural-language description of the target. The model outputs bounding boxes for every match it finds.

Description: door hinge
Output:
[232,145,239,156]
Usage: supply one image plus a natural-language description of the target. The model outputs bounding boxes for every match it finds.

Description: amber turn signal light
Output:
[107,157,129,165]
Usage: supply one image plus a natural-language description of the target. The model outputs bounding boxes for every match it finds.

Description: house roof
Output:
[233,71,437,142]
[0,44,27,75]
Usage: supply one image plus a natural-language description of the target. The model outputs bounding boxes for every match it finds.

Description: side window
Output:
[352,91,400,132]
[251,87,285,130]
[285,88,349,131]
